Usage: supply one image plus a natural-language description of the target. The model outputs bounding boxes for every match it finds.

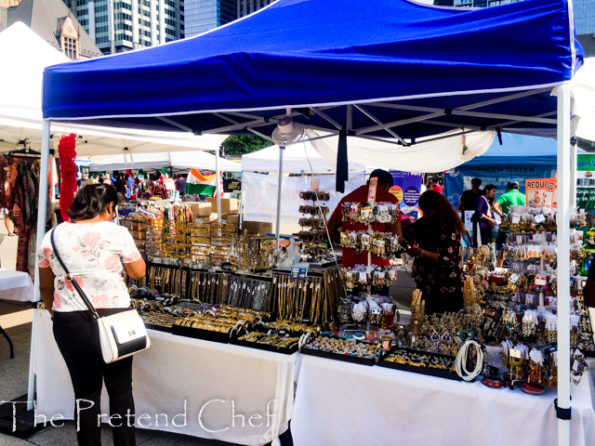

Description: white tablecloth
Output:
[32,310,297,445]
[0,269,33,302]
[291,354,595,446]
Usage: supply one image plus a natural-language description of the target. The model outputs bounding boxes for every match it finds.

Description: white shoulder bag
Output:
[50,228,150,363]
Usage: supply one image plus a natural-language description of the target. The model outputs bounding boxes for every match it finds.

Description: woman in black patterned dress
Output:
[404,190,465,314]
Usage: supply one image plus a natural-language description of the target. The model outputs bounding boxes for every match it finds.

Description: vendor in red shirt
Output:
[327,169,402,268]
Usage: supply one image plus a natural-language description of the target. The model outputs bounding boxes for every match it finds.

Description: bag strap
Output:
[50,228,100,320]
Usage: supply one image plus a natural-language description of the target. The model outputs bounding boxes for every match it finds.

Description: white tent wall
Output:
[308,128,496,173]
[241,139,366,173]
[242,171,366,226]
[572,57,595,142]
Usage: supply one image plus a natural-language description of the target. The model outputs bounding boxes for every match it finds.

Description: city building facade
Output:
[237,0,273,18]
[2,0,101,59]
[184,0,236,36]
[67,0,184,54]
[432,0,595,55]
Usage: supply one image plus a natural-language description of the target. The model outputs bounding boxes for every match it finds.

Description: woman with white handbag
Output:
[38,184,147,446]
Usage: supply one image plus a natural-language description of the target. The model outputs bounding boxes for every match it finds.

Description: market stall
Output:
[34,0,592,445]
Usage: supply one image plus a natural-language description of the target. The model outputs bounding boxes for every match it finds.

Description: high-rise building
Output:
[67,0,185,55]
[237,0,273,18]
[184,0,236,36]
[2,0,101,59]
[432,0,595,56]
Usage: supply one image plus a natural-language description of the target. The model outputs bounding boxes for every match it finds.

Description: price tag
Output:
[509,273,521,284]
[534,275,548,286]
[290,263,309,280]
[534,214,546,224]
[511,215,521,224]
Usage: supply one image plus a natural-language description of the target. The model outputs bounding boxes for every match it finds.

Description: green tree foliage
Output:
[221,135,273,156]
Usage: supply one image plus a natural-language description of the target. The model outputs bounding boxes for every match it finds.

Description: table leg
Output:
[0,324,14,359]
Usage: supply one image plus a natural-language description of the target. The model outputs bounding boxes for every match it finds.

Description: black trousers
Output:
[53,309,136,446]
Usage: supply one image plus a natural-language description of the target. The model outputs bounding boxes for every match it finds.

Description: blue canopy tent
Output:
[445,133,560,207]
[37,0,583,443]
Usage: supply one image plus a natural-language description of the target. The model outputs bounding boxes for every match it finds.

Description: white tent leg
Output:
[27,119,51,410]
[570,139,577,209]
[216,147,221,222]
[556,83,571,446]
[275,146,285,257]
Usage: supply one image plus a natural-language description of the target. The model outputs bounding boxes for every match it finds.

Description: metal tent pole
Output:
[570,138,577,209]
[275,146,285,257]
[556,83,571,446]
[216,146,221,222]
[27,119,51,410]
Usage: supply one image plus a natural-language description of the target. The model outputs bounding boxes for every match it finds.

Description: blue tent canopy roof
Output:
[42,0,583,140]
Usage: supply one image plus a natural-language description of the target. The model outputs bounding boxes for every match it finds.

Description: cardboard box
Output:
[243,221,273,235]
[194,213,217,223]
[189,202,211,217]
[225,214,239,225]
[207,197,239,215]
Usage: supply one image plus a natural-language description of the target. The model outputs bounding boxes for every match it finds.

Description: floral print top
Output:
[38,221,141,312]
[404,218,464,314]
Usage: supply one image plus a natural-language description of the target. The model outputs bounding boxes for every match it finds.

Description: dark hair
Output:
[471,178,482,186]
[483,184,496,194]
[418,190,465,235]
[428,177,438,184]
[507,181,519,190]
[68,184,117,222]
[367,169,393,187]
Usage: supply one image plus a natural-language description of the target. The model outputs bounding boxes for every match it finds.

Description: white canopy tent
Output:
[241,139,366,173]
[0,22,225,156]
[89,150,241,172]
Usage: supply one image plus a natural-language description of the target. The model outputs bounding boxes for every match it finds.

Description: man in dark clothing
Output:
[458,177,482,216]
[175,175,186,197]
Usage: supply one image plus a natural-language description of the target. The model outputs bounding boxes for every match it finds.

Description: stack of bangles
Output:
[384,349,456,372]
[238,332,300,349]
[302,336,381,359]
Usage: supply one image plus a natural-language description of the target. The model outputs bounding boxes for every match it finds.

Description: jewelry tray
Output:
[378,347,464,381]
[171,324,237,344]
[300,345,377,366]
[231,337,298,355]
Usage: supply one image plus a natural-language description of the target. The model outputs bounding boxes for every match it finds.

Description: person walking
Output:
[38,184,146,446]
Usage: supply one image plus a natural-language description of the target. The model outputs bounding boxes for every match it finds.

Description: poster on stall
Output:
[389,170,423,218]
[444,165,556,209]
[576,154,595,211]
[525,178,557,210]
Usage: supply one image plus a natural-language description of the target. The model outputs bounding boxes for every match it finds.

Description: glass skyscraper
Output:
[184,0,236,36]
[67,0,184,54]
[433,0,595,55]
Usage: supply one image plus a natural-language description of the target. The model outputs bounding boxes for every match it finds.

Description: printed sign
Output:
[368,177,378,204]
[290,264,309,280]
[525,178,557,211]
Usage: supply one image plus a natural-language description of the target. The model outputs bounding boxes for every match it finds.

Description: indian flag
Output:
[186,169,218,196]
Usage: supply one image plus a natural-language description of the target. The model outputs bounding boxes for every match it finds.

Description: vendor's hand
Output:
[406,247,421,258]
[489,219,496,227]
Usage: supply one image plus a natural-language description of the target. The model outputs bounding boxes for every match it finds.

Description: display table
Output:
[291,354,595,446]
[31,310,297,445]
[0,269,34,358]
[0,269,33,302]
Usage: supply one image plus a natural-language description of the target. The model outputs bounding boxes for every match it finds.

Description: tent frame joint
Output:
[554,399,572,420]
